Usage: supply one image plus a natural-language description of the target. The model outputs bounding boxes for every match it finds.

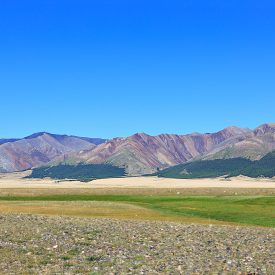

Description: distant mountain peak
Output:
[221,125,251,134]
[224,125,242,131]
[254,123,275,135]
[130,132,151,139]
[0,132,106,172]
[24,132,50,139]
[255,122,275,129]
[23,132,106,145]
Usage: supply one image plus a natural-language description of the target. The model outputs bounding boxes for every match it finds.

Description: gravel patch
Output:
[0,214,274,274]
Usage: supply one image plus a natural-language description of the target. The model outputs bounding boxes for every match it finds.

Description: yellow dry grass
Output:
[0,187,274,197]
[0,200,230,225]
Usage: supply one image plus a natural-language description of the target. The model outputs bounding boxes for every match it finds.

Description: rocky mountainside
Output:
[0,133,106,172]
[56,126,252,175]
[203,123,275,161]
[1,123,275,175]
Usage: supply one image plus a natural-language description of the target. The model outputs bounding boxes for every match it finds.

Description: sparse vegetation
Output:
[0,214,274,274]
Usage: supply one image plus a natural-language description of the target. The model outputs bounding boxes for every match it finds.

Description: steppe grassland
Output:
[0,194,274,227]
[0,172,274,227]
[0,173,274,274]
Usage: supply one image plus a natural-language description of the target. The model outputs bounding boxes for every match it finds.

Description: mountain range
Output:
[0,133,106,173]
[1,123,275,175]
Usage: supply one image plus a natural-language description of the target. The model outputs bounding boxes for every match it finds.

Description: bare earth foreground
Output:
[0,214,274,274]
[0,172,274,274]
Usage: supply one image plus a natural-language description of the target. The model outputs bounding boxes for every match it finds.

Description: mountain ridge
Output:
[1,123,275,175]
[49,126,253,175]
[0,133,106,172]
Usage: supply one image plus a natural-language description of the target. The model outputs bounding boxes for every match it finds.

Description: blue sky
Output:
[1,0,275,138]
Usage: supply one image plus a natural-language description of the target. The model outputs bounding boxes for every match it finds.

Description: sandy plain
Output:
[0,171,275,189]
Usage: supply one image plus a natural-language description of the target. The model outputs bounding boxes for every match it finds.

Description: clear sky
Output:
[1,0,275,139]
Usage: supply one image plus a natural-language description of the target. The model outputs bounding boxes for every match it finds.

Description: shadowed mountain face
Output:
[0,133,106,172]
[0,139,19,145]
[1,123,275,175]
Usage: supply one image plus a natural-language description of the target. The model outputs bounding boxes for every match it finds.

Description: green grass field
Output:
[0,194,274,227]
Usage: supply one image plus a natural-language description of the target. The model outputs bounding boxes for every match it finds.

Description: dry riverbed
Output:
[0,214,274,274]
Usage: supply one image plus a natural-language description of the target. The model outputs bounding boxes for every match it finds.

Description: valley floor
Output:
[0,172,274,274]
[1,171,275,189]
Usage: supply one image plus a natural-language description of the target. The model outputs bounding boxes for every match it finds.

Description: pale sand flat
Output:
[0,171,275,189]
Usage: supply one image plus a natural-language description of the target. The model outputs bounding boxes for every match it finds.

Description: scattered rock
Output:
[0,214,274,274]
